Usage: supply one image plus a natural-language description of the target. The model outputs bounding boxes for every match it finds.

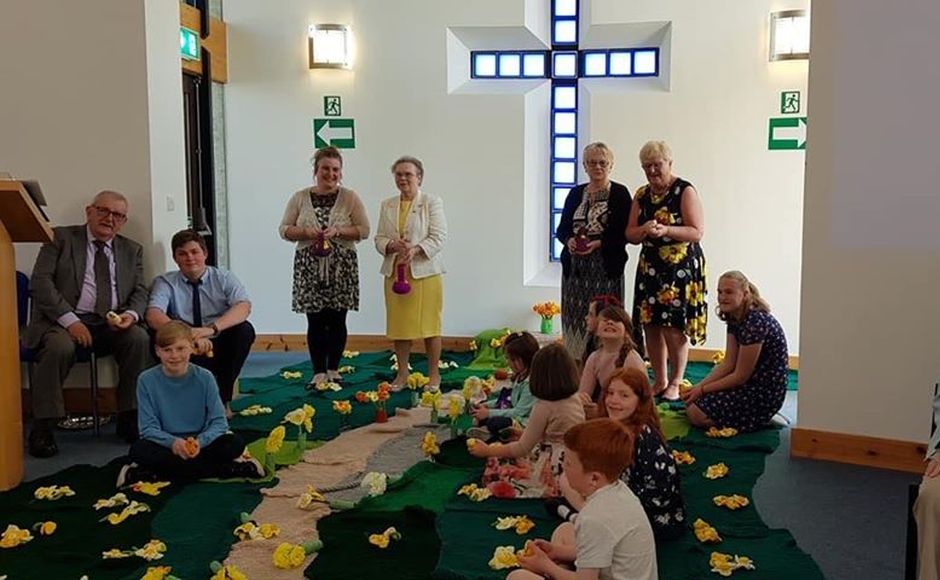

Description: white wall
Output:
[799,1,940,442]
[225,0,808,351]
[0,0,187,280]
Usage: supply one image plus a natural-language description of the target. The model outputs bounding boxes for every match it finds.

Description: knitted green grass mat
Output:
[229,350,480,441]
[307,429,822,580]
[0,462,270,580]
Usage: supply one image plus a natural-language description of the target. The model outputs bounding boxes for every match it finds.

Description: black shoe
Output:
[116,411,139,443]
[28,427,58,458]
[218,459,264,480]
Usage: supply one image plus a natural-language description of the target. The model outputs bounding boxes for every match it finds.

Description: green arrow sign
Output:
[180,27,200,62]
[768,116,807,150]
[313,118,355,149]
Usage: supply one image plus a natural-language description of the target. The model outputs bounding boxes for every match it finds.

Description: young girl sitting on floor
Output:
[469,343,585,498]
[509,419,658,580]
[118,321,263,486]
[578,305,645,417]
[554,367,685,540]
[579,295,622,370]
[469,331,540,441]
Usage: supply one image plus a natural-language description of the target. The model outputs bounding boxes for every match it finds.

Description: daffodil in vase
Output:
[532,301,561,334]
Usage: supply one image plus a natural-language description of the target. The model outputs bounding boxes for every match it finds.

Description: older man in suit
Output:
[27,190,151,457]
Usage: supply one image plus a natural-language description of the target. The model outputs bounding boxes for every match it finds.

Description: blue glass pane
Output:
[634,50,657,75]
[554,20,577,44]
[584,52,606,76]
[554,111,576,135]
[553,187,569,210]
[474,53,497,77]
[554,86,576,109]
[554,136,576,159]
[498,53,521,77]
[522,53,546,77]
[553,52,578,78]
[609,51,632,76]
[553,238,563,260]
[554,0,577,17]
[554,161,576,184]
[553,212,563,229]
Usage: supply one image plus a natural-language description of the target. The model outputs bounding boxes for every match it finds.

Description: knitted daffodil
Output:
[693,519,722,543]
[140,566,179,580]
[34,521,57,536]
[712,351,726,365]
[408,372,430,390]
[332,400,353,414]
[709,552,756,576]
[488,545,520,570]
[368,526,401,549]
[273,543,307,569]
[134,539,168,561]
[338,365,355,374]
[704,463,730,479]
[361,472,388,497]
[297,485,327,509]
[706,426,739,438]
[458,483,493,502]
[493,516,536,535]
[103,501,151,525]
[713,495,750,510]
[342,350,360,358]
[94,492,130,510]
[0,525,33,548]
[239,404,273,416]
[281,370,303,380]
[266,426,286,454]
[421,432,440,457]
[671,450,696,465]
[34,485,75,500]
[209,562,248,580]
[131,481,170,496]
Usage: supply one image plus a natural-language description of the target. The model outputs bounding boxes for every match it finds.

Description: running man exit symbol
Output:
[324,96,342,116]
[781,91,801,114]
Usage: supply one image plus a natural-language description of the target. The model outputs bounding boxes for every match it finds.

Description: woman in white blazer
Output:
[374,156,448,390]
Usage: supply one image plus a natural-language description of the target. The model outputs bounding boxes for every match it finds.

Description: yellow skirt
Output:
[384,270,443,340]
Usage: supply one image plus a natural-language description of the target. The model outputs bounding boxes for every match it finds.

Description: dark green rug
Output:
[0,461,270,580]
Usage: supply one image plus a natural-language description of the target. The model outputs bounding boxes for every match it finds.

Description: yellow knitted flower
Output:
[302,403,316,432]
[711,350,726,365]
[419,390,441,410]
[131,481,171,496]
[272,542,307,569]
[342,350,360,358]
[704,463,730,479]
[210,564,248,580]
[338,365,355,374]
[421,432,440,457]
[468,339,478,351]
[705,427,739,438]
[102,548,131,559]
[0,524,33,548]
[407,372,430,389]
[140,566,176,580]
[33,485,75,500]
[134,539,167,561]
[458,483,493,502]
[693,519,722,543]
[38,521,57,536]
[259,523,280,539]
[280,370,303,380]
[238,404,273,416]
[709,552,756,576]
[488,545,520,570]
[332,400,353,414]
[94,492,130,510]
[466,438,481,449]
[266,425,286,454]
[448,396,463,420]
[671,450,696,465]
[367,526,401,549]
[104,501,151,525]
[713,495,750,510]
[297,485,327,509]
[283,408,306,426]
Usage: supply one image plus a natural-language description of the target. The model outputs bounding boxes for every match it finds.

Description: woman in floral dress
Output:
[627,141,707,401]
[279,147,371,388]
[682,271,789,432]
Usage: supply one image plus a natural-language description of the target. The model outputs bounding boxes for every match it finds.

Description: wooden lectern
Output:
[0,180,53,490]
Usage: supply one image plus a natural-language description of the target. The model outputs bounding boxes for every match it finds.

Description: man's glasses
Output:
[91,206,128,223]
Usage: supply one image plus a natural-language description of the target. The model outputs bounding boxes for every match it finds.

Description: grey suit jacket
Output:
[26,225,148,348]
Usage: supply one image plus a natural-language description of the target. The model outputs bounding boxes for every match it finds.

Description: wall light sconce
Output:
[309,24,352,69]
[769,10,809,61]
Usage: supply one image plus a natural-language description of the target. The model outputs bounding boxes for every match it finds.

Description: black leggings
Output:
[306,309,348,373]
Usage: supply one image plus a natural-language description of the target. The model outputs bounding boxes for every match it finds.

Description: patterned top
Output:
[621,425,685,538]
[695,309,789,432]
[728,309,789,390]
[572,187,611,239]
[632,177,708,345]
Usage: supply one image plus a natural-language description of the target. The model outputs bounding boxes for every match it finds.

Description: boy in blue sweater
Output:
[117,321,261,485]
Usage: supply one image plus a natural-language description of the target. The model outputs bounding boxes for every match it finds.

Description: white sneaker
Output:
[116,462,138,488]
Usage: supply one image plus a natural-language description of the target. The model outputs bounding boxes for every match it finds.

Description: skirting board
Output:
[791,427,927,474]
[252,334,800,370]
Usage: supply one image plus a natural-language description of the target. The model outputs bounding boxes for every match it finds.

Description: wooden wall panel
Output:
[179,3,227,83]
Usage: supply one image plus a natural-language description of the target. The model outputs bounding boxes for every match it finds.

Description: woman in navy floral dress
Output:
[682,271,789,432]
